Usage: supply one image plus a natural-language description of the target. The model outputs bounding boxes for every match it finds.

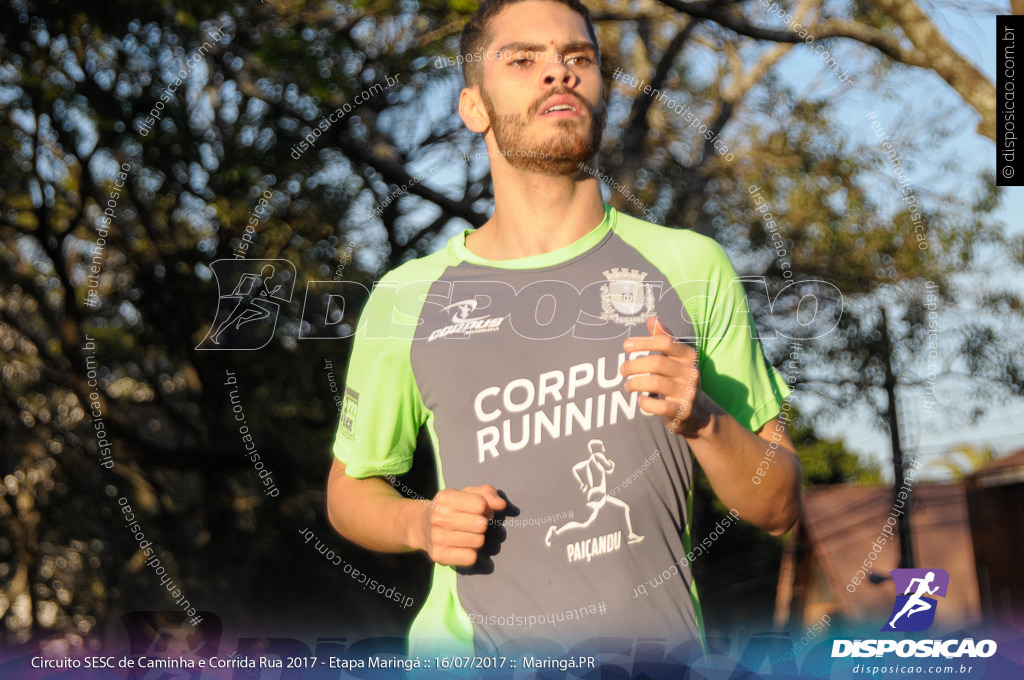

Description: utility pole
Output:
[880,307,915,569]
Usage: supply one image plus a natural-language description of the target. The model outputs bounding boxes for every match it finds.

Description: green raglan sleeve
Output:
[615,215,789,433]
[331,275,428,479]
[682,235,790,433]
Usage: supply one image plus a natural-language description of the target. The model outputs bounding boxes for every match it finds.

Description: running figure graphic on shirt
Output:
[545,439,644,547]
[888,571,939,628]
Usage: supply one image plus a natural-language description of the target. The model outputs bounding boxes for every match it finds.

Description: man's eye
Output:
[566,55,592,65]
[511,58,531,67]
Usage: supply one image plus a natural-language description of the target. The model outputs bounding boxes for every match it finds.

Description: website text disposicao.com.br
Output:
[833,637,996,676]
[848,662,980,676]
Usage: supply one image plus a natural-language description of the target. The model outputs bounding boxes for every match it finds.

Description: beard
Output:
[480,86,605,176]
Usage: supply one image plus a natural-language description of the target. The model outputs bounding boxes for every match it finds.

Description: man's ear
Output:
[459,86,490,134]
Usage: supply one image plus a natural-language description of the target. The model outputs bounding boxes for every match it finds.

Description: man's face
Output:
[475,1,605,175]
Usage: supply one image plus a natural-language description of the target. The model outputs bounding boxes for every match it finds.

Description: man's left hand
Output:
[620,316,710,438]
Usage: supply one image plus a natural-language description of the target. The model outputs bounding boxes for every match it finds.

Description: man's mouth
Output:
[538,95,585,117]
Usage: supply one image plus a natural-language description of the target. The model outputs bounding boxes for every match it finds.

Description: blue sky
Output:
[778,6,1024,477]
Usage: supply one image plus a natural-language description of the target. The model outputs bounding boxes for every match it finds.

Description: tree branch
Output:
[656,0,995,139]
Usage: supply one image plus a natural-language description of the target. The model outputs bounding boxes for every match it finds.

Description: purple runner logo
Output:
[882,568,949,632]
[196,259,295,350]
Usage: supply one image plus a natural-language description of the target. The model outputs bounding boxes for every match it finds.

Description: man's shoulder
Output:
[354,244,455,343]
[613,212,733,277]
[377,240,457,288]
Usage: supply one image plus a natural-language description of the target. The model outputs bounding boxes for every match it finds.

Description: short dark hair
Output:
[459,0,599,88]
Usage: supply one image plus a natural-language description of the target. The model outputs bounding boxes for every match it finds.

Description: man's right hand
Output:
[417,484,506,567]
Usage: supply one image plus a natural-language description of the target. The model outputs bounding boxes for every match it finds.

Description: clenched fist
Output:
[418,484,506,566]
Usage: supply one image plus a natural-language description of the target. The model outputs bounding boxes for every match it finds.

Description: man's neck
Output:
[466,168,606,260]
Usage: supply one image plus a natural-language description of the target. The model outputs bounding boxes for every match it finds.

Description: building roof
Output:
[795,482,979,626]
[968,448,1024,488]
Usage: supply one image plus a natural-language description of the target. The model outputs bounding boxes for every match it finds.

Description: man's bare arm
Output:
[686,412,802,536]
[620,317,802,536]
[326,458,506,566]
[326,458,426,553]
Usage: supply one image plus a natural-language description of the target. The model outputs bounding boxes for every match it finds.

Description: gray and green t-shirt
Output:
[332,204,788,656]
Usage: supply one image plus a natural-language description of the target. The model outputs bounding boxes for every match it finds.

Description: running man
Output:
[889,571,940,628]
[326,0,802,660]
[545,439,643,545]
[210,264,280,344]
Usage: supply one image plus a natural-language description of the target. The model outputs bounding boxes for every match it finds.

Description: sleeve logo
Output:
[340,387,359,440]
